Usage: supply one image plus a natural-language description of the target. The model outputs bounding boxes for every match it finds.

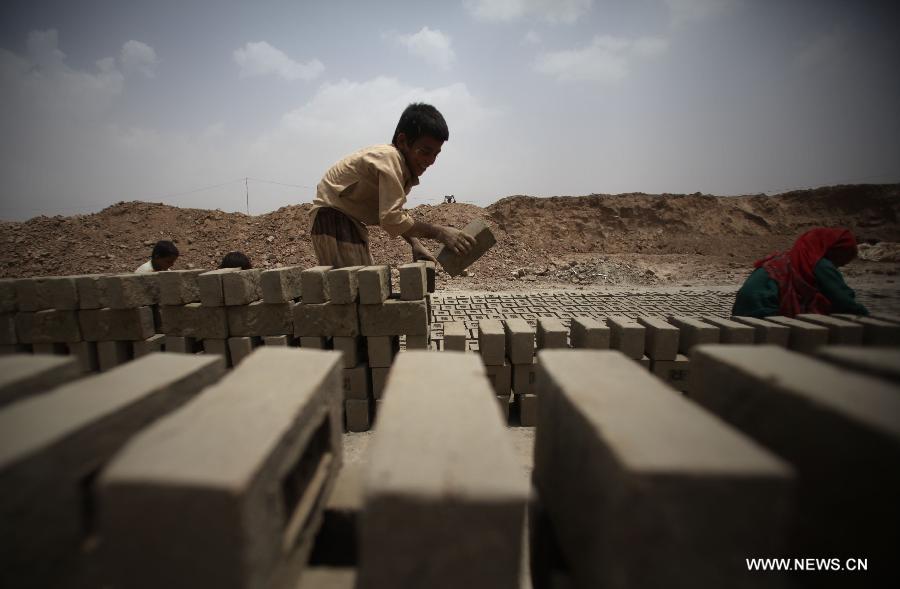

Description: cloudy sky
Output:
[1,0,898,220]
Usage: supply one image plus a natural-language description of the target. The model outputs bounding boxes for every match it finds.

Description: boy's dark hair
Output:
[392,103,448,145]
[219,251,252,270]
[152,240,179,259]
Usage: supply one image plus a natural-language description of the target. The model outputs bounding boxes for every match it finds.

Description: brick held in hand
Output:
[436,219,496,277]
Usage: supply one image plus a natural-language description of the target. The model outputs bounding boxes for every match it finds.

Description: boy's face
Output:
[154,255,178,271]
[396,133,443,178]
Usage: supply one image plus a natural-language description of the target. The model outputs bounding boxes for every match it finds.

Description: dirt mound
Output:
[1,184,898,290]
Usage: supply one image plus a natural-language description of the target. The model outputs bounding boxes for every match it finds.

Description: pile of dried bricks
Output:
[2,322,899,586]
[436,312,900,425]
[0,262,435,432]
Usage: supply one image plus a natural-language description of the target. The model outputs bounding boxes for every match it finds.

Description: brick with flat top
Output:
[357,266,391,305]
[302,266,333,304]
[569,317,609,349]
[327,267,364,304]
[197,268,241,307]
[478,319,506,365]
[295,302,360,337]
[15,310,81,343]
[398,263,426,301]
[80,306,157,341]
[637,316,678,360]
[359,300,427,336]
[227,301,293,337]
[691,344,900,577]
[533,350,793,589]
[435,219,496,277]
[537,318,568,349]
[700,316,755,344]
[668,315,719,355]
[763,316,829,353]
[796,313,863,345]
[261,266,303,304]
[443,321,467,352]
[158,269,206,306]
[0,355,82,407]
[731,316,790,346]
[607,315,645,359]
[99,348,342,589]
[358,352,528,589]
[101,273,160,309]
[222,269,262,306]
[0,353,225,589]
[504,318,534,364]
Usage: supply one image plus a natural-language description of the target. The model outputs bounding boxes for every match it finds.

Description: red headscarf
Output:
[754,227,858,316]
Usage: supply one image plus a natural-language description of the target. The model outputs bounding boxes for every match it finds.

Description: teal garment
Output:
[732,258,869,318]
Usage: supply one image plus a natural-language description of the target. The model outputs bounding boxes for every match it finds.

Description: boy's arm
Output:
[402,235,437,263]
[402,221,476,256]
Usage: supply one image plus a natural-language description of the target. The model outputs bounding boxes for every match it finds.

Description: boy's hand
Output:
[441,226,476,256]
[411,242,437,263]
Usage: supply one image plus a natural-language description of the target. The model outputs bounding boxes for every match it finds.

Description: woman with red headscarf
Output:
[732,227,869,318]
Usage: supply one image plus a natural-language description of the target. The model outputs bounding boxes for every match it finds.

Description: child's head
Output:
[151,240,179,271]
[219,251,252,270]
[392,103,448,178]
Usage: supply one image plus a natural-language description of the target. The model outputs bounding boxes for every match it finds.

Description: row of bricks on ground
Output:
[8,343,892,588]
[0,291,432,354]
[0,261,436,313]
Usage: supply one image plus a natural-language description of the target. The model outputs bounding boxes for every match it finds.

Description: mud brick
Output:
[327,266,364,304]
[606,315,645,360]
[1,313,16,344]
[512,358,537,395]
[0,353,225,589]
[569,317,609,349]
[203,338,232,366]
[165,335,200,354]
[101,273,160,309]
[435,219,497,277]
[795,313,863,345]
[99,348,342,589]
[367,336,398,368]
[346,399,371,432]
[98,340,134,371]
[261,266,303,303]
[398,263,426,301]
[67,341,100,373]
[504,318,535,364]
[295,302,359,337]
[537,318,568,350]
[15,277,77,311]
[651,354,691,392]
[404,334,430,349]
[478,319,506,365]
[359,300,427,336]
[227,336,260,366]
[517,392,537,426]
[74,275,108,310]
[197,268,240,307]
[763,316,829,353]
[700,316,755,344]
[302,266,333,304]
[0,344,30,355]
[221,269,262,306]
[424,261,436,293]
[359,352,527,589]
[263,335,290,346]
[227,301,292,337]
[300,336,332,349]
[357,266,391,305]
[15,310,81,343]
[485,361,512,396]
[731,316,790,346]
[80,306,156,341]
[691,344,900,575]
[533,350,793,589]
[815,345,900,384]
[343,363,371,401]
[668,315,719,355]
[372,366,390,399]
[0,355,81,406]
[870,312,900,324]
[637,316,678,360]
[0,278,17,313]
[157,269,205,306]
[443,321,468,352]
[158,303,227,339]
[834,316,900,346]
[332,336,362,368]
[133,334,166,358]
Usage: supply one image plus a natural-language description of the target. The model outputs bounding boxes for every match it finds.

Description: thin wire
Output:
[247,177,312,189]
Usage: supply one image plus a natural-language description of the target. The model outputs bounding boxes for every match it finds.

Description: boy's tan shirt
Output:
[311,144,418,240]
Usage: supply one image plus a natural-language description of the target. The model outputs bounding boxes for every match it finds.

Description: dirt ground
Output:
[1,183,898,292]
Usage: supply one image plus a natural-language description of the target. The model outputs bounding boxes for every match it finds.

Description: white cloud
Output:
[664,0,738,26]
[394,27,455,70]
[464,0,593,24]
[120,40,158,78]
[233,41,324,81]
[522,31,542,45]
[535,35,667,82]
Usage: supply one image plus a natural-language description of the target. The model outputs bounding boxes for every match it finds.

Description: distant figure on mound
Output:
[310,103,475,268]
[732,227,869,318]
[134,240,179,273]
[444,194,456,204]
[219,251,252,270]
